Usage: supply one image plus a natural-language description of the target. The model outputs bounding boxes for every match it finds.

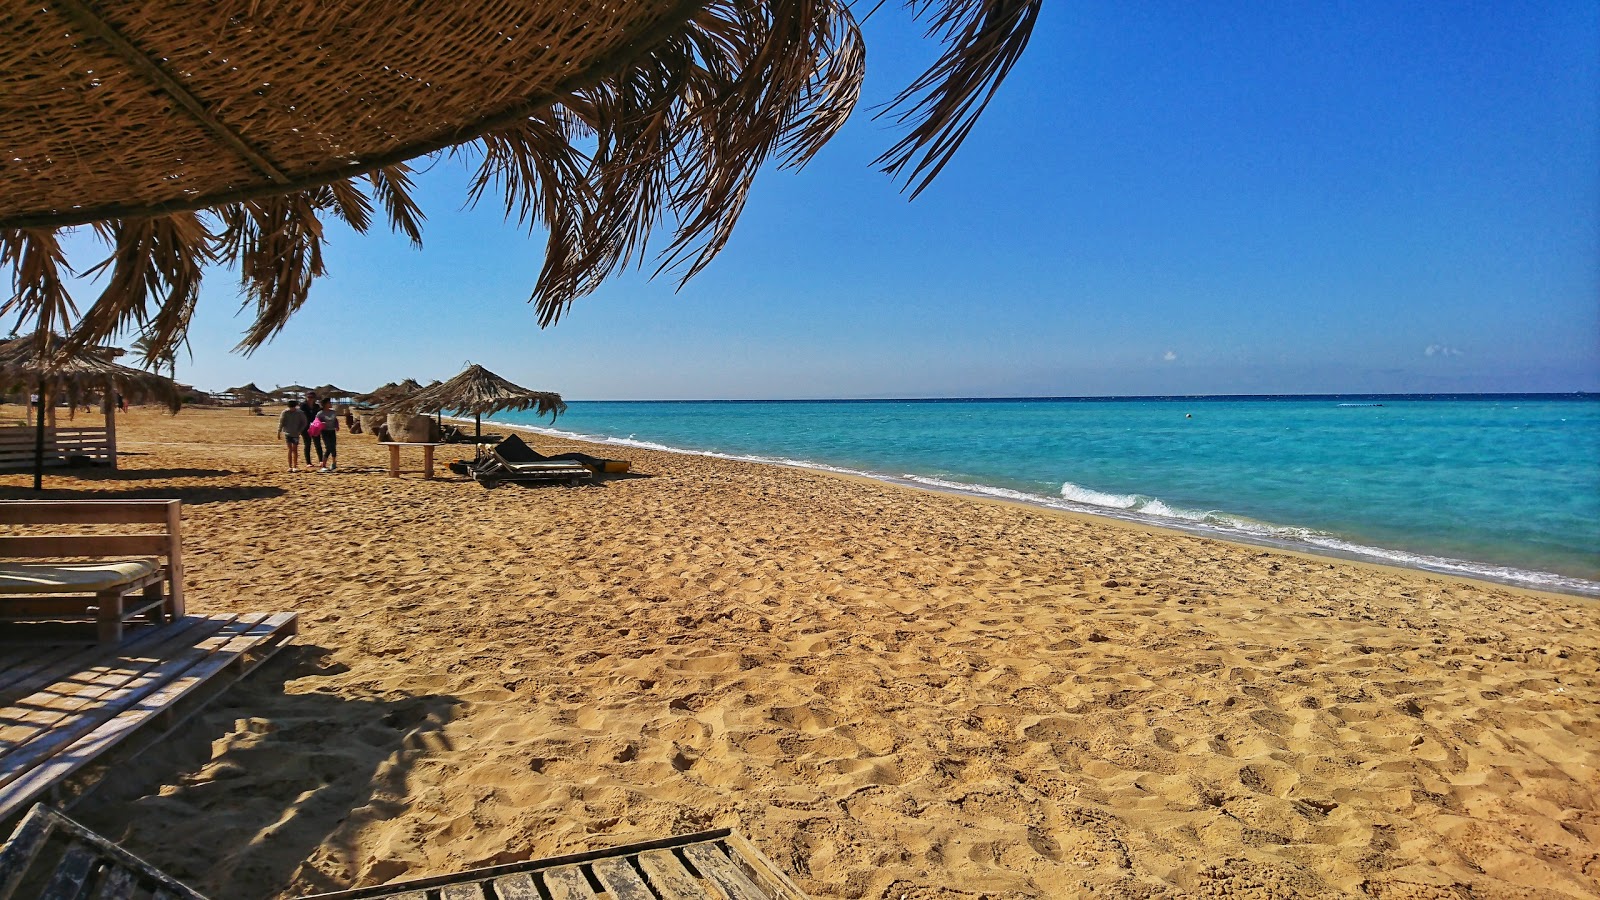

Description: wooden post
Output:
[33,380,45,491]
[165,499,185,617]
[104,376,119,470]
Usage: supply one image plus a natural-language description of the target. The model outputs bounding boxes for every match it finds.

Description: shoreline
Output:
[479,415,1600,601]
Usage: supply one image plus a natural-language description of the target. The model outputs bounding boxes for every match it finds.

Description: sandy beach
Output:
[2,405,1597,899]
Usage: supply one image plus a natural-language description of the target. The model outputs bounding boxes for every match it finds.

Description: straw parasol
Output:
[1,0,1040,358]
[315,384,355,401]
[226,382,272,410]
[383,364,565,442]
[0,334,182,489]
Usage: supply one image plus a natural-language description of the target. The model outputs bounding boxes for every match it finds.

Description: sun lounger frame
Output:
[469,450,591,489]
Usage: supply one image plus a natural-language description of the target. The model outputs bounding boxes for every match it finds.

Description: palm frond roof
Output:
[0,0,1041,357]
[0,334,183,411]
[382,364,564,419]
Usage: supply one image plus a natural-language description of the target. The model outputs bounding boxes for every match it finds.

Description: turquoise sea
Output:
[493,395,1600,597]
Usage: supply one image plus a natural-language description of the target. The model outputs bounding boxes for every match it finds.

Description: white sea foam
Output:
[479,416,1600,598]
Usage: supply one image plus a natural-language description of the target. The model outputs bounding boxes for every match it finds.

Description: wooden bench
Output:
[0,501,185,645]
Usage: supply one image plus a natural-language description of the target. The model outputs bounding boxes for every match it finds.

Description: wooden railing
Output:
[0,426,114,471]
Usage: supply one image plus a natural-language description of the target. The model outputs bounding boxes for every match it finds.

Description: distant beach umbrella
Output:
[382,364,564,442]
[0,334,182,490]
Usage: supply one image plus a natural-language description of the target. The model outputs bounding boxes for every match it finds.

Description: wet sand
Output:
[3,405,1597,899]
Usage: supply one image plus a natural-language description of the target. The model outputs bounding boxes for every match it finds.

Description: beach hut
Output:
[0,0,1039,361]
[0,335,183,489]
[382,364,565,443]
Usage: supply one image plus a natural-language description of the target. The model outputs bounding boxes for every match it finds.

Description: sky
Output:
[45,0,1600,399]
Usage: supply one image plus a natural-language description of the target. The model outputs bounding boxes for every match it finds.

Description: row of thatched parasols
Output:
[235,365,565,443]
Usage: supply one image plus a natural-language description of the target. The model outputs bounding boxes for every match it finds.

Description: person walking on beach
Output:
[277,400,308,472]
[298,391,320,467]
[315,402,341,472]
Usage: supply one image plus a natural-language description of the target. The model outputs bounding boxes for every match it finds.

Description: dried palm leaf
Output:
[1,0,1043,358]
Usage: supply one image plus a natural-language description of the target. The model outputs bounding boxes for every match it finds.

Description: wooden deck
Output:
[0,612,298,825]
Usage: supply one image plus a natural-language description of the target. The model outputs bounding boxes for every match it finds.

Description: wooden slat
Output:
[682,845,768,900]
[542,865,600,900]
[491,874,542,900]
[39,843,96,900]
[721,836,808,900]
[0,616,234,753]
[592,856,656,900]
[0,804,58,899]
[0,502,174,527]
[438,883,487,900]
[0,591,162,618]
[0,645,85,696]
[636,849,712,900]
[0,536,171,559]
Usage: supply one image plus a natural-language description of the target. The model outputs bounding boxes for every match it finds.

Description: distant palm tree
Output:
[131,327,187,381]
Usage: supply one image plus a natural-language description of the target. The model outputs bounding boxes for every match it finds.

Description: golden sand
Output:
[3,406,1597,899]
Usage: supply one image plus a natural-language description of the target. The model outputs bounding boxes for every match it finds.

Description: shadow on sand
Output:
[71,644,461,899]
[0,483,284,504]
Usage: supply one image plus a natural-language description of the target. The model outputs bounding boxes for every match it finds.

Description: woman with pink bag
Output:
[313,403,340,472]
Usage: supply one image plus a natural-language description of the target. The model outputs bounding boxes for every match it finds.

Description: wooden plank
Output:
[163,503,183,618]
[682,844,770,900]
[491,874,542,900]
[0,615,226,707]
[591,857,654,900]
[0,645,85,696]
[39,843,96,900]
[0,616,261,805]
[0,592,162,618]
[0,536,171,559]
[542,865,600,900]
[438,884,486,900]
[721,835,808,900]
[637,849,714,900]
[0,804,59,899]
[0,615,287,821]
[0,616,234,751]
[0,502,171,526]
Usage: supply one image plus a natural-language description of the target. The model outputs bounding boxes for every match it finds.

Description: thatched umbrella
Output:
[315,384,355,401]
[383,364,565,443]
[0,335,182,490]
[1,1,1039,359]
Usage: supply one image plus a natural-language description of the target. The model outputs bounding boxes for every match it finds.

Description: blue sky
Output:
[54,1,1600,399]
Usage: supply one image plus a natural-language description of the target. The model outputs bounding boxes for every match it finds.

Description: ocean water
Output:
[494,395,1600,596]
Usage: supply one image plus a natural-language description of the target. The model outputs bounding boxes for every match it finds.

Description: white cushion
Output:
[0,559,160,594]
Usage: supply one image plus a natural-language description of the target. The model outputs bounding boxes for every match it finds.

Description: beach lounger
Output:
[492,434,632,473]
[468,449,591,489]
[0,803,810,899]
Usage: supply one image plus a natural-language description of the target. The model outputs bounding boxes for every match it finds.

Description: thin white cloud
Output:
[1163,350,1178,362]
[1425,344,1463,357]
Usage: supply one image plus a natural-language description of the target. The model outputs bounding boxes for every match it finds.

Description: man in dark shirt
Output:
[299,391,320,467]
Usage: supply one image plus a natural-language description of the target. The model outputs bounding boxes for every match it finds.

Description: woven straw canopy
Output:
[383,364,564,420]
[1,0,1040,360]
[0,334,182,411]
